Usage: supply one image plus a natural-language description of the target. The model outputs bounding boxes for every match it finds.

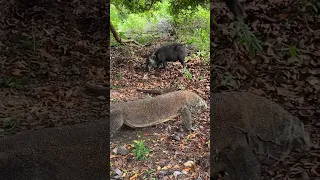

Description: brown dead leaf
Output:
[129,173,139,180]
[309,69,320,75]
[15,61,27,69]
[74,40,88,53]
[11,69,22,76]
[39,49,57,60]
[276,87,296,97]
[287,57,302,66]
[64,101,74,108]
[306,76,319,86]
[312,51,320,57]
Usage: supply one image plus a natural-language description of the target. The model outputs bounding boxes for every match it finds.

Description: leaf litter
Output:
[0,0,108,145]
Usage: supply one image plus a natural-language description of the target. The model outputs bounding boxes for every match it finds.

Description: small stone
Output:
[181,170,188,175]
[183,160,195,167]
[158,170,168,176]
[116,146,129,155]
[97,96,106,101]
[173,171,182,177]
[171,134,181,141]
[111,168,122,179]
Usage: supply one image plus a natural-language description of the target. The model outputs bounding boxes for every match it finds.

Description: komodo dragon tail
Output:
[0,120,109,180]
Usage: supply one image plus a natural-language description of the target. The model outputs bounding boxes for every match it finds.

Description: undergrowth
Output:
[110,0,209,63]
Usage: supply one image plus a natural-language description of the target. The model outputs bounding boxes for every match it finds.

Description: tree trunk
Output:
[110,21,122,44]
[110,21,143,46]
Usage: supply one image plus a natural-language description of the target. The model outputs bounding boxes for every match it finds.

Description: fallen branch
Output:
[137,86,180,95]
[85,83,109,96]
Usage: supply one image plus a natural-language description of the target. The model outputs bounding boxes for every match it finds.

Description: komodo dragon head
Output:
[185,91,208,110]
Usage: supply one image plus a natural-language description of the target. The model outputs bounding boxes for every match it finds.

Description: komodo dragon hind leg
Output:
[220,142,262,180]
[110,109,124,137]
[180,106,197,131]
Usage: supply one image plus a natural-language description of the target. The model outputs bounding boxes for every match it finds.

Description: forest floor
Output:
[109,40,210,179]
[0,0,108,136]
[1,0,319,179]
[212,0,319,179]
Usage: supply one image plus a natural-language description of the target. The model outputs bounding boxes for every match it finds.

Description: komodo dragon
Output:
[210,92,313,180]
[110,90,208,136]
[0,120,109,180]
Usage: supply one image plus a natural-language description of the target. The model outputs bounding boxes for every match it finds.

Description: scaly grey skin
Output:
[210,92,312,180]
[0,120,109,180]
[110,90,208,137]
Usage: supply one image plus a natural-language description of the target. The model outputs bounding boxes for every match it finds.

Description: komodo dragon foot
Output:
[211,138,262,180]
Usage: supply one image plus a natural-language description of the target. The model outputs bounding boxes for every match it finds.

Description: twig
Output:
[85,83,109,96]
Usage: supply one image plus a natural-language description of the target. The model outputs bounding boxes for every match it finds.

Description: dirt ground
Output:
[212,0,319,179]
[109,40,210,179]
[0,0,108,148]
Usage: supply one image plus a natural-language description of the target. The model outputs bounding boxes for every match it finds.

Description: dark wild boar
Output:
[146,43,187,71]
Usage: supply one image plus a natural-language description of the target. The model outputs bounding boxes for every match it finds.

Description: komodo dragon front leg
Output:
[211,136,262,180]
[180,105,198,131]
[220,140,262,180]
[110,108,124,137]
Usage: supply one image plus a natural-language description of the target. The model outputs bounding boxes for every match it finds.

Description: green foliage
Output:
[132,140,151,160]
[3,117,19,130]
[169,0,209,16]
[20,38,35,51]
[110,0,210,63]
[152,0,172,18]
[183,67,193,80]
[297,0,320,15]
[175,82,185,90]
[221,74,238,89]
[115,73,122,79]
[110,4,158,45]
[110,84,121,89]
[234,22,262,58]
[288,45,300,57]
[112,0,209,14]
[142,169,156,179]
[173,5,210,61]
[112,0,160,13]
[0,77,30,89]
